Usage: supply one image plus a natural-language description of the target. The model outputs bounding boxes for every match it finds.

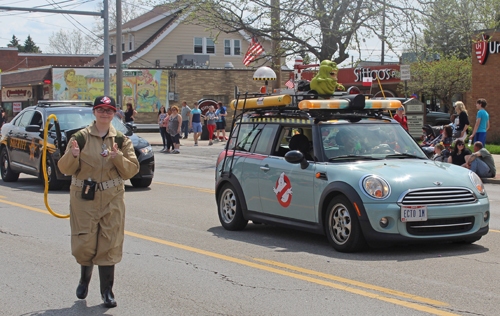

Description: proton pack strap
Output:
[72,130,125,151]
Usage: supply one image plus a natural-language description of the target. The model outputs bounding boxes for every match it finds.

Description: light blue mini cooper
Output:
[215,94,489,252]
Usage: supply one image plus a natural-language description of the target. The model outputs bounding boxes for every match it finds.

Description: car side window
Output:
[229,123,262,152]
[273,126,313,157]
[30,111,43,127]
[254,124,279,155]
[18,111,34,128]
[11,113,24,126]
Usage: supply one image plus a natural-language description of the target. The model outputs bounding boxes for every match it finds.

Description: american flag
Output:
[285,79,295,89]
[243,36,264,66]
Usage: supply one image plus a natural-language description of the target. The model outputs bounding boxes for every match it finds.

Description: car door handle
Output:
[260,166,270,171]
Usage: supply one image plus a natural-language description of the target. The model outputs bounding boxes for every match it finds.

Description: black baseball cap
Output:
[93,96,116,111]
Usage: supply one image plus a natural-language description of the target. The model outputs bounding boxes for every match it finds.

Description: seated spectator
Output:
[441,125,453,148]
[433,144,449,162]
[465,141,496,178]
[448,139,471,166]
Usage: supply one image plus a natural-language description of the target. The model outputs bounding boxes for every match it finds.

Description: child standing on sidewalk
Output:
[205,106,218,145]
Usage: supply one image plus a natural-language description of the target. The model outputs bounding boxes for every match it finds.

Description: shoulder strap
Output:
[73,131,86,151]
[115,131,125,149]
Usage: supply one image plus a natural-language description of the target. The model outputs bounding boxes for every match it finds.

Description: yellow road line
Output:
[491,229,500,233]
[126,231,457,316]
[0,195,7,199]
[0,197,460,316]
[153,181,214,193]
[252,258,447,306]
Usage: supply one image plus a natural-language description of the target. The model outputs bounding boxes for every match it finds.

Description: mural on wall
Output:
[52,68,168,112]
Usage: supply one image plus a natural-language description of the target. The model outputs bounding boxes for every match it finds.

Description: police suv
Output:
[215,93,489,252]
[0,100,154,190]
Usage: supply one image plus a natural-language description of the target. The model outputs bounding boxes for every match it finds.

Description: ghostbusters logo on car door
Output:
[273,172,293,207]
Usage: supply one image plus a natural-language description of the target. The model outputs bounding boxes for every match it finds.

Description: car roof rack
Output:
[36,100,93,107]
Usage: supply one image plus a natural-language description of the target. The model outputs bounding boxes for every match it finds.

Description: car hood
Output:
[328,159,480,199]
[128,133,150,148]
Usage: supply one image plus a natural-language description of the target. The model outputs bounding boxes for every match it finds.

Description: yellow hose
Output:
[42,114,69,218]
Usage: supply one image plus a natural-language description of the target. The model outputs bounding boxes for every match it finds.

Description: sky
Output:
[0,0,400,68]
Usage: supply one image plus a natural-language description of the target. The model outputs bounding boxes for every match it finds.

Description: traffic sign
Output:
[400,65,411,81]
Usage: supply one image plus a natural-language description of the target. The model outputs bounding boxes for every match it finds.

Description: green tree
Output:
[412,0,500,59]
[402,55,471,113]
[8,35,20,48]
[23,35,41,53]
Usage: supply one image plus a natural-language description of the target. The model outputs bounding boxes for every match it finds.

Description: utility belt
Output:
[71,176,123,192]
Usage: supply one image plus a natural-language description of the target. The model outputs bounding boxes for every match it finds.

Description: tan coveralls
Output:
[58,122,139,266]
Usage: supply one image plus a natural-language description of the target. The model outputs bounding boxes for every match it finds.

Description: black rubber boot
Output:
[76,264,94,299]
[99,265,117,308]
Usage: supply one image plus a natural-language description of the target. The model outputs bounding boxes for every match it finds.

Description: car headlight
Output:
[139,145,152,155]
[361,175,391,199]
[469,171,485,195]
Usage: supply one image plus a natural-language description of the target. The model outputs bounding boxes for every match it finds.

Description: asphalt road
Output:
[1,143,499,316]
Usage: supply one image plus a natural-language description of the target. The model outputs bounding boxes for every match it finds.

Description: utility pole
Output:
[271,0,281,89]
[381,0,385,65]
[103,0,109,95]
[0,5,109,93]
[116,0,123,106]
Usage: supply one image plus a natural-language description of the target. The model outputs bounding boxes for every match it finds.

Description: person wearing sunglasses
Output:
[448,139,471,166]
[393,106,408,131]
[58,96,140,308]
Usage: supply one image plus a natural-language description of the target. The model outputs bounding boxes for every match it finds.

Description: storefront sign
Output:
[2,87,33,102]
[475,34,500,65]
[13,102,22,112]
[354,67,397,82]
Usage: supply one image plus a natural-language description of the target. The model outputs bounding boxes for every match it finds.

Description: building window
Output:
[128,34,134,51]
[122,35,125,51]
[194,37,216,55]
[224,39,241,56]
[194,37,203,53]
[110,37,114,54]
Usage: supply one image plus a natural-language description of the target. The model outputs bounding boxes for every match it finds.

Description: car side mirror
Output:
[26,125,41,132]
[285,150,309,169]
[125,123,137,133]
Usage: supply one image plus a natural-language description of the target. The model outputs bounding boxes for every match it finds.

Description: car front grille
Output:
[399,187,476,206]
[406,216,475,236]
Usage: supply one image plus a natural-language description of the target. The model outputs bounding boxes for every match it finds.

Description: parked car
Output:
[0,100,154,189]
[215,94,489,252]
[426,108,452,126]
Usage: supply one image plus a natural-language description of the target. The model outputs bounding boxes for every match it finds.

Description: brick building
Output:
[467,29,500,143]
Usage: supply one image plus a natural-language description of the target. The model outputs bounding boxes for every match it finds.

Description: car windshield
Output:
[321,122,427,161]
[47,109,129,134]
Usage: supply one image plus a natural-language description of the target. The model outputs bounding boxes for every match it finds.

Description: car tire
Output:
[130,178,152,188]
[45,157,63,190]
[1,147,20,182]
[324,195,366,252]
[218,183,248,231]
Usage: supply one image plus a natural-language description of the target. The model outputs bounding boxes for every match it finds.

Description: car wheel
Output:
[325,196,366,252]
[218,183,247,231]
[45,157,63,190]
[1,147,20,182]
[130,178,152,188]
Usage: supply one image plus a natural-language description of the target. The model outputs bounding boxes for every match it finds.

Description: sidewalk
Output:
[135,133,500,185]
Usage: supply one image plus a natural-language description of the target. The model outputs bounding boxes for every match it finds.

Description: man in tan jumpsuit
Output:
[58,96,139,308]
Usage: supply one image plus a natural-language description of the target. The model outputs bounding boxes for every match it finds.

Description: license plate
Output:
[401,205,428,222]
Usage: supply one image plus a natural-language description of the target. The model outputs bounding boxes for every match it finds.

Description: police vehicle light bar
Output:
[298,99,401,111]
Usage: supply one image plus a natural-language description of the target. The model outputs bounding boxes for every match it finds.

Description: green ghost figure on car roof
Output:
[310,60,345,95]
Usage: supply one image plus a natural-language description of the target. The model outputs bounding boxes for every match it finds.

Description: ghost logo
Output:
[102,96,111,104]
[475,34,489,65]
[273,172,293,207]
